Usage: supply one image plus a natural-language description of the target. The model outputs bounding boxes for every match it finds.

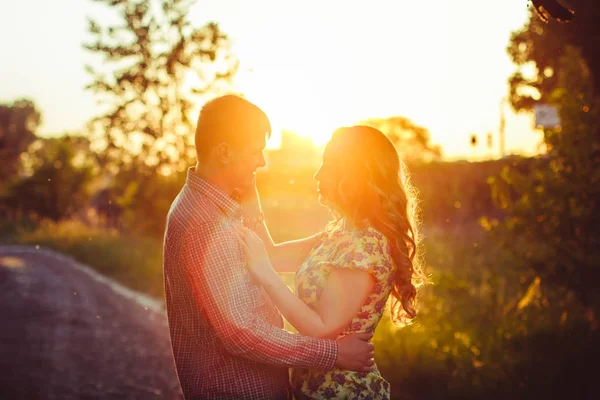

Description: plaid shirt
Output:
[163,168,337,399]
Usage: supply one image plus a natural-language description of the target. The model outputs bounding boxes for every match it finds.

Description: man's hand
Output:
[335,332,375,372]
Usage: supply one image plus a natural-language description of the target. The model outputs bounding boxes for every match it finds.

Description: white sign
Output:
[533,104,561,128]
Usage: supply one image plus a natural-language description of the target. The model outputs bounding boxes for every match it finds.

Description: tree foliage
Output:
[486,2,600,308]
[95,163,185,235]
[1,136,96,221]
[361,116,442,163]
[0,99,41,184]
[84,0,237,173]
[508,0,600,110]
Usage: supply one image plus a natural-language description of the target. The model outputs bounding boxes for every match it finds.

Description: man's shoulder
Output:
[168,187,222,227]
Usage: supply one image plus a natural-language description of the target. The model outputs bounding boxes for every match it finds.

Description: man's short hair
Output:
[195,94,272,159]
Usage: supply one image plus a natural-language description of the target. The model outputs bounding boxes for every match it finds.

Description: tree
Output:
[508,0,600,110]
[0,99,41,184]
[1,136,95,221]
[101,166,186,235]
[84,0,237,174]
[361,116,442,163]
[485,2,600,309]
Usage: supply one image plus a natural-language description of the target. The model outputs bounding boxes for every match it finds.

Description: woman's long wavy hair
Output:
[322,125,426,326]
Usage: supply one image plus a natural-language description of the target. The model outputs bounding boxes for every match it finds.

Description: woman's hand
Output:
[235,225,276,284]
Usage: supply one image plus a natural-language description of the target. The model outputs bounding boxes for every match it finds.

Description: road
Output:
[0,246,183,399]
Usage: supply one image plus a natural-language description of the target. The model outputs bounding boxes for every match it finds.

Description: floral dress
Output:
[291,225,396,399]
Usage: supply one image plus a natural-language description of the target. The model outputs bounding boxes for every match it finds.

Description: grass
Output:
[11,219,165,298]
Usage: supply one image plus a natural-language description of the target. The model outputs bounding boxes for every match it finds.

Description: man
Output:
[163,94,374,399]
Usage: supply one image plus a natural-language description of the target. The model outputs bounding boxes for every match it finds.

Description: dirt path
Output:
[0,246,182,399]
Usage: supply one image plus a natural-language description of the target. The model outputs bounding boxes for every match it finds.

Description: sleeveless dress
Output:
[291,225,396,399]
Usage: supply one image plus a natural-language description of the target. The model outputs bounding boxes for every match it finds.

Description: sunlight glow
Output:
[196,0,537,159]
[1,0,539,160]
[235,67,354,148]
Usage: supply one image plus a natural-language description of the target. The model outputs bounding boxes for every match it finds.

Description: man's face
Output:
[227,133,267,191]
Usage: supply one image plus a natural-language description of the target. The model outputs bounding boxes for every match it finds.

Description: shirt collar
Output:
[185,167,242,219]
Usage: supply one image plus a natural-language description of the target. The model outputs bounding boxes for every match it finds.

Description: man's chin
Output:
[233,177,255,197]
[237,181,252,190]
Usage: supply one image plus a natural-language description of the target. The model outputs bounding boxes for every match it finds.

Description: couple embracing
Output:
[163,94,424,399]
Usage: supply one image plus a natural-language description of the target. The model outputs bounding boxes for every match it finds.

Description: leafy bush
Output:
[16,219,164,297]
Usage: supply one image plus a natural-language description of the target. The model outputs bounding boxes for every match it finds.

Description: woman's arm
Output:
[240,181,322,273]
[235,224,374,339]
[261,267,375,339]
[250,219,322,273]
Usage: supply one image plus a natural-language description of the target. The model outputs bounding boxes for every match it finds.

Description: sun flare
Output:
[234,68,353,149]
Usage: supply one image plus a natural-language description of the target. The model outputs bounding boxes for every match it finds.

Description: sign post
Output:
[533,104,561,129]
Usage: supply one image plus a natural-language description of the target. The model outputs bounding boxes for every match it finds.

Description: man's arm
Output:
[183,221,336,370]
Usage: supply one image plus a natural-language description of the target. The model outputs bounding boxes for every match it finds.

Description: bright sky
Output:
[0,0,541,160]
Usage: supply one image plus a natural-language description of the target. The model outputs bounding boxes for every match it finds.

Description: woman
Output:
[236,125,425,399]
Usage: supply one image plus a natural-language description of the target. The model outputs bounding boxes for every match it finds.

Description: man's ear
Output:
[214,142,232,164]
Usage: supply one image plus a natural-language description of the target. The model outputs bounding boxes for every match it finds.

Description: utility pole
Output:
[499,97,507,158]
[470,134,478,160]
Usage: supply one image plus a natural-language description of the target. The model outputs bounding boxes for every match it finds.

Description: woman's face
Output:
[313,145,339,206]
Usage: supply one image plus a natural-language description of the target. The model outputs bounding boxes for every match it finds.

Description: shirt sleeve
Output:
[182,220,337,371]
